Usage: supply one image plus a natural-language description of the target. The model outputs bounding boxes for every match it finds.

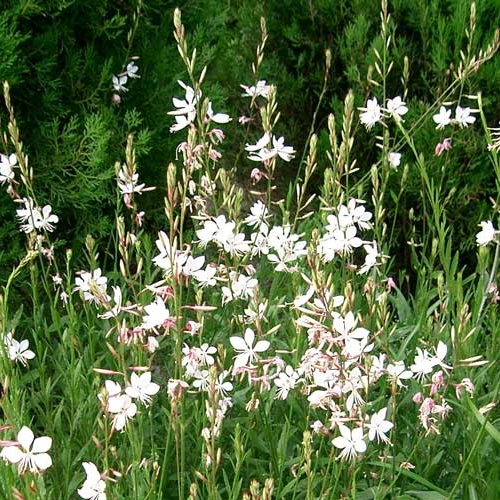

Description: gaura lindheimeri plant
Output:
[1,3,500,499]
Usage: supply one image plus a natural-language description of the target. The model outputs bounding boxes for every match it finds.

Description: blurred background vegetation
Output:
[1,0,500,280]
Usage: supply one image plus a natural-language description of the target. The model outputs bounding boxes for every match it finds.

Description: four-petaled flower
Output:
[367,408,393,443]
[78,461,107,500]
[432,106,452,129]
[359,97,382,129]
[331,424,366,460]
[3,332,35,366]
[230,328,270,369]
[125,372,160,407]
[476,220,496,246]
[0,426,52,474]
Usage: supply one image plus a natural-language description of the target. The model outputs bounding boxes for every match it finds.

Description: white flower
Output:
[388,152,401,169]
[192,264,217,288]
[206,102,231,124]
[141,296,171,330]
[168,80,200,132]
[74,268,109,303]
[196,215,235,248]
[15,198,59,234]
[245,134,295,162]
[432,106,452,129]
[410,347,435,381]
[118,168,146,195]
[192,369,210,391]
[386,361,413,387]
[112,75,128,93]
[331,424,366,460]
[3,333,35,366]
[215,370,233,396]
[274,365,301,400]
[359,97,382,129]
[0,153,16,184]
[241,80,272,99]
[386,96,408,121]
[107,394,137,431]
[454,106,476,128]
[78,461,106,500]
[244,200,269,228]
[358,242,381,274]
[270,136,295,162]
[367,408,393,443]
[0,426,52,474]
[230,328,270,369]
[476,221,497,246]
[125,372,160,407]
[125,61,140,79]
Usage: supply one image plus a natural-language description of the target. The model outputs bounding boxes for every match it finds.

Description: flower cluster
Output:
[245,133,295,163]
[358,96,408,130]
[100,372,160,432]
[432,104,477,129]
[15,197,59,234]
[112,59,140,104]
[168,80,231,133]
[317,199,381,275]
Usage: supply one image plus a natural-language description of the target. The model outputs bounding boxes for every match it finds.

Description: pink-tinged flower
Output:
[331,424,366,460]
[476,221,497,246]
[230,328,270,369]
[77,461,106,500]
[125,372,160,407]
[240,80,272,99]
[432,106,452,129]
[250,168,264,183]
[359,97,382,130]
[0,426,52,474]
[367,408,393,443]
[435,137,452,156]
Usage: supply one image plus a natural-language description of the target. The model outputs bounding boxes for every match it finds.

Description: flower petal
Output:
[32,436,52,454]
[17,426,34,451]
